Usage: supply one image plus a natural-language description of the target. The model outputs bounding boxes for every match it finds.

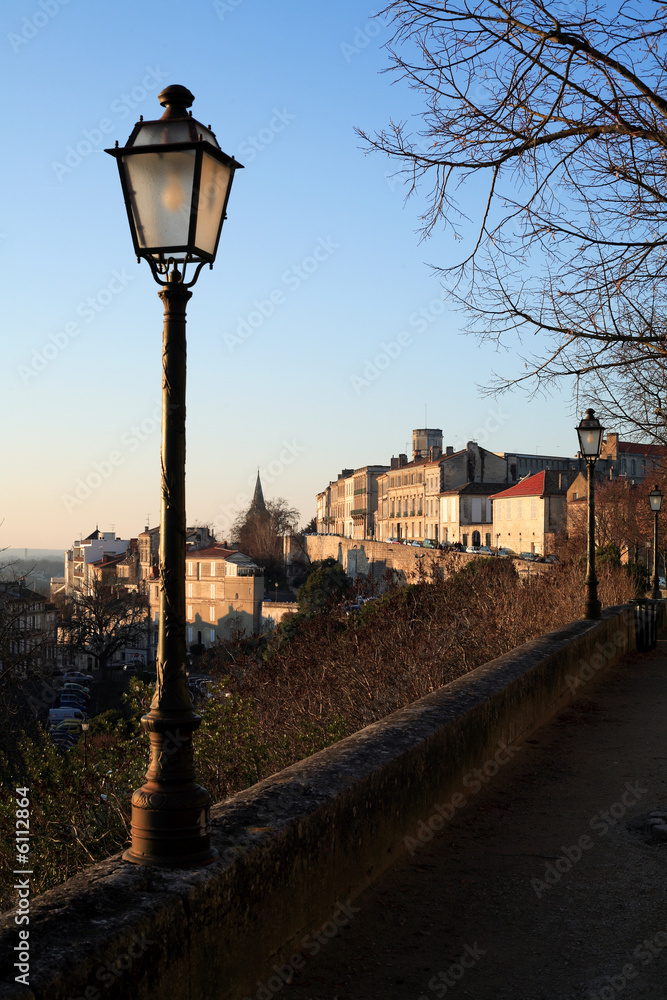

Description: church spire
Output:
[250,469,267,514]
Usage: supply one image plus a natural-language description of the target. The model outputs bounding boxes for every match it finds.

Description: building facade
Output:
[144,545,264,649]
[491,470,577,555]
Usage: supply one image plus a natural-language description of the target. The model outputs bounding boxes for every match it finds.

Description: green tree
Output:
[297,558,352,615]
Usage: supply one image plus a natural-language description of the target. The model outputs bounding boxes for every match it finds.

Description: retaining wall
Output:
[0,604,655,1000]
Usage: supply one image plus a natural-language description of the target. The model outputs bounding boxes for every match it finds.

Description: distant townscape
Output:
[315,427,663,555]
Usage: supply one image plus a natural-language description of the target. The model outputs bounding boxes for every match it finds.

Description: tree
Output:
[231,498,299,581]
[297,559,353,615]
[57,582,149,677]
[362,1,667,436]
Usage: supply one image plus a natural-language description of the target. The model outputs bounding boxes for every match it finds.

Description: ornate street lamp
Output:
[81,719,89,770]
[576,408,604,619]
[649,485,663,600]
[106,86,242,867]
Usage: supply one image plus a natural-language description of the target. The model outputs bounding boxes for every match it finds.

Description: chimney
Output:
[446,446,454,456]
[398,453,408,468]
[390,456,399,470]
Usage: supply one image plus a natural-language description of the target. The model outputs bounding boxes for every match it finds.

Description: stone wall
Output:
[1,603,656,1000]
[305,535,474,585]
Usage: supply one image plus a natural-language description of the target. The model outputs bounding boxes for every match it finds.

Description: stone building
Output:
[440,482,508,548]
[491,470,577,555]
[144,545,264,649]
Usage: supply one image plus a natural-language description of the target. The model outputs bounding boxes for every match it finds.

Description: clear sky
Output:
[2,0,579,551]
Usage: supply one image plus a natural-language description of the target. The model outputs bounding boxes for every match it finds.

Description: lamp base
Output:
[123,710,217,868]
[583,598,602,620]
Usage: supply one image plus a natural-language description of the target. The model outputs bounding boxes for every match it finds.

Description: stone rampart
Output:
[0,604,657,1000]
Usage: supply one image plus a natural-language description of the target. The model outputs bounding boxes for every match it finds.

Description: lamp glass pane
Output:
[122,149,196,254]
[578,427,602,457]
[132,121,218,146]
[650,492,663,512]
[194,152,231,257]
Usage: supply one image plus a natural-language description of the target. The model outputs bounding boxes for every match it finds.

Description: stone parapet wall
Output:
[0,603,658,1000]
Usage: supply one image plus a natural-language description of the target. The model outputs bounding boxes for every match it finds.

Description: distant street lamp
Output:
[576,408,604,619]
[649,485,663,600]
[81,719,89,770]
[106,85,242,867]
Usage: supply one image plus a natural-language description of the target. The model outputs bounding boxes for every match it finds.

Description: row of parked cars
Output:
[48,671,93,751]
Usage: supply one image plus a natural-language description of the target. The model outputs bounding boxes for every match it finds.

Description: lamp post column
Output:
[584,458,601,619]
[123,270,216,867]
[652,508,660,600]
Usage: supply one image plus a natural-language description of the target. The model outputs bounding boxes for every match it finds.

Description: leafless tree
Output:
[57,581,149,677]
[361,0,667,436]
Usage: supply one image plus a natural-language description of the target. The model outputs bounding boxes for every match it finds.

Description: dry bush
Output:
[224,559,634,769]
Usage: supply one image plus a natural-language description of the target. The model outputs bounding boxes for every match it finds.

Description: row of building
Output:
[315,428,664,555]
[50,513,266,658]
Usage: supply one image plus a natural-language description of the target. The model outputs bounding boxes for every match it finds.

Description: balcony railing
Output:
[353,488,367,495]
[351,508,366,517]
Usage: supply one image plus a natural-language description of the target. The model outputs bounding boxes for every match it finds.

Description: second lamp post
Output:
[649,485,663,600]
[576,408,604,620]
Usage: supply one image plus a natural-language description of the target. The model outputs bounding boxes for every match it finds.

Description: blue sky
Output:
[2,0,577,550]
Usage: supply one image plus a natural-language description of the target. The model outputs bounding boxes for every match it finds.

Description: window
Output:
[196,563,202,580]
[209,629,216,643]
[187,582,193,598]
[187,561,193,576]
[209,606,215,622]
[187,627,193,642]
[187,605,193,619]
[531,498,537,519]
[210,583,215,599]
[462,533,469,546]
[210,562,216,576]
[517,500,523,519]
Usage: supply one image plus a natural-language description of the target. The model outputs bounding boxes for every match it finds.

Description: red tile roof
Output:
[188,546,236,559]
[489,472,547,500]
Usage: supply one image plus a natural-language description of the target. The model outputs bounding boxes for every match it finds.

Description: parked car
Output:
[477,546,494,555]
[49,707,86,725]
[465,546,480,554]
[64,672,93,683]
[123,663,137,673]
[519,552,539,561]
[60,693,88,709]
[496,548,514,558]
[422,539,436,548]
[63,682,90,696]
[544,554,559,564]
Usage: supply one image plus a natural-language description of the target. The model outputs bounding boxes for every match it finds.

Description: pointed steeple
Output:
[250,470,267,514]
